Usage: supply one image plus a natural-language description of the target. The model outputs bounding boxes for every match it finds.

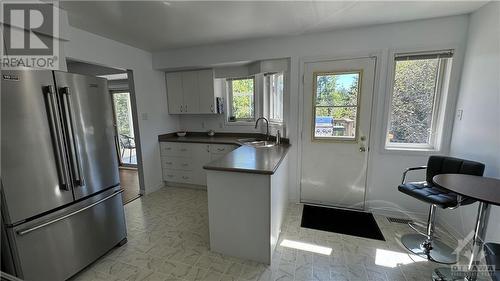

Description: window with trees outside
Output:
[266,73,284,123]
[386,50,453,150]
[227,77,255,122]
[313,71,360,140]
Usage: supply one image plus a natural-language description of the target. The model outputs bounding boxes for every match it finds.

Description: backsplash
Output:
[178,114,287,138]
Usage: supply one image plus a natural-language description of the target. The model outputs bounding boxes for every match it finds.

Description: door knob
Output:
[359,147,366,152]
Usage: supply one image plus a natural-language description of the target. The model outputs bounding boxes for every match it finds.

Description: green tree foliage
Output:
[113,93,132,137]
[231,79,254,119]
[388,59,438,144]
[315,74,358,119]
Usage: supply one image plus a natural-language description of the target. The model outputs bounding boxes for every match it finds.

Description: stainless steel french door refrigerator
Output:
[1,70,127,281]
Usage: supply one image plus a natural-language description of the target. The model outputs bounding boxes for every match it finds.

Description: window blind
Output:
[395,50,454,61]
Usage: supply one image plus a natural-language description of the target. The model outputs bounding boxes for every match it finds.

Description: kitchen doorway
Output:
[300,57,376,210]
[111,91,137,167]
[66,59,143,204]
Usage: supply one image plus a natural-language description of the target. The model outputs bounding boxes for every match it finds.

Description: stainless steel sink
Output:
[237,138,276,148]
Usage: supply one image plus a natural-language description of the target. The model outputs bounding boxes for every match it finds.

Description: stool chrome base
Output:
[402,233,457,264]
[432,267,466,281]
[432,267,491,281]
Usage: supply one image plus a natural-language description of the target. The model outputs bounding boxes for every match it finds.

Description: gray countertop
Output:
[158,133,290,175]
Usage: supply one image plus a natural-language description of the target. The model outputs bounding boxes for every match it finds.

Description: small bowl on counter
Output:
[176,132,187,137]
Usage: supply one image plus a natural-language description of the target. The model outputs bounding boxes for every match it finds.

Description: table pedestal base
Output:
[431,202,491,281]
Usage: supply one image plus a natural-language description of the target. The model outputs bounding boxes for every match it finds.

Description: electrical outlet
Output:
[456,109,463,120]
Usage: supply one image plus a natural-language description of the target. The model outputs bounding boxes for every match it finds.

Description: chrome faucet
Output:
[255,117,270,140]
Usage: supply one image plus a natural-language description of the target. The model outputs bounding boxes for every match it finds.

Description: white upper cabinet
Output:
[181,71,199,113]
[198,69,216,114]
[166,69,221,114]
[166,72,184,114]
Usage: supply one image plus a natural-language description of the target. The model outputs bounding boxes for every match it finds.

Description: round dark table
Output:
[432,174,500,281]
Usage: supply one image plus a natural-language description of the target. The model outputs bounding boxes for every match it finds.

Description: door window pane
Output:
[313,72,360,140]
[315,107,357,138]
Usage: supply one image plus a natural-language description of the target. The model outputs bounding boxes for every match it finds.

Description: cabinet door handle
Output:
[181,163,189,166]
[182,176,189,180]
[180,148,188,152]
[210,104,214,112]
[217,148,225,151]
[180,105,183,112]
[185,105,188,112]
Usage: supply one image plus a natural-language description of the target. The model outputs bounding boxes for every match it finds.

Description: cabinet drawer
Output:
[160,142,177,156]
[161,158,176,170]
[162,170,195,184]
[176,160,193,171]
[162,170,178,182]
[210,153,227,161]
[160,142,193,157]
[161,157,193,171]
[209,144,238,154]
[177,171,195,184]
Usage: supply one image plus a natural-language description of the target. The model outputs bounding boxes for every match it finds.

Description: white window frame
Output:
[226,76,256,123]
[384,50,454,152]
[264,72,285,124]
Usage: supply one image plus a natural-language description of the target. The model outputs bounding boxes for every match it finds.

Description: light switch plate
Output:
[456,109,463,120]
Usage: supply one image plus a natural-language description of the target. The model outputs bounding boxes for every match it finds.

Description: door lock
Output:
[359,147,367,152]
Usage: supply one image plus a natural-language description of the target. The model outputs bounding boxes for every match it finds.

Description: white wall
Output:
[65,26,179,194]
[153,15,469,218]
[436,2,500,242]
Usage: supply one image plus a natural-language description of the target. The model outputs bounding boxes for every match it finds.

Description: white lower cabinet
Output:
[160,142,238,186]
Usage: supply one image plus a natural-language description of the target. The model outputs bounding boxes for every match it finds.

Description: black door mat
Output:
[300,204,385,241]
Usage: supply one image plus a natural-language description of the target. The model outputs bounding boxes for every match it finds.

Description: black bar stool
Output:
[398,155,485,264]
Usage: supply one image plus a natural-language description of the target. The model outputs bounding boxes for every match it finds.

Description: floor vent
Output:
[387,217,413,224]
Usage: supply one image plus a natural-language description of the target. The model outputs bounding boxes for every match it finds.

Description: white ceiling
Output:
[59,1,487,52]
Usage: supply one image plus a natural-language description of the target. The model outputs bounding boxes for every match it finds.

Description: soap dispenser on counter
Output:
[275,130,281,145]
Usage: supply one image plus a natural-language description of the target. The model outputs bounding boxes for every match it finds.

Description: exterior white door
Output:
[300,57,376,209]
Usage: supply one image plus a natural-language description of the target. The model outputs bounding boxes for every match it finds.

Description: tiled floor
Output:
[70,187,479,281]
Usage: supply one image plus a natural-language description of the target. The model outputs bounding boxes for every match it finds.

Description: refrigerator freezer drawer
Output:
[9,191,126,281]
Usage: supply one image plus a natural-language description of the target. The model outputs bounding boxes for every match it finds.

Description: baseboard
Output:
[119,166,138,171]
[164,181,207,190]
[145,182,166,195]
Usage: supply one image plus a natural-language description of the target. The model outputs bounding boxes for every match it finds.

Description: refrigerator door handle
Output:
[44,86,70,191]
[60,87,85,187]
[16,189,123,236]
